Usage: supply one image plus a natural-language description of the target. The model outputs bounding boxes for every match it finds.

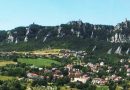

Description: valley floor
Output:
[0,49,130,90]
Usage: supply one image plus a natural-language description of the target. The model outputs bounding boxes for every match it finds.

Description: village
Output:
[1,49,130,89]
[0,48,130,90]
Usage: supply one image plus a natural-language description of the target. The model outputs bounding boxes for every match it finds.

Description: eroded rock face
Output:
[92,46,96,52]
[71,28,74,34]
[7,32,14,43]
[15,38,18,44]
[110,19,130,43]
[57,26,62,37]
[115,46,122,55]
[1,19,129,44]
[1,19,130,53]
[126,48,130,55]
[43,33,50,42]
[107,48,112,54]
[76,31,80,38]
[26,27,30,36]
[91,31,94,38]
[24,36,28,42]
[110,33,127,43]
[24,27,30,42]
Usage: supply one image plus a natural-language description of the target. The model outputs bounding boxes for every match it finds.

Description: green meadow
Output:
[18,58,61,67]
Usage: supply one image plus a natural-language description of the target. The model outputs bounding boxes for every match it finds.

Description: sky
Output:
[0,0,130,30]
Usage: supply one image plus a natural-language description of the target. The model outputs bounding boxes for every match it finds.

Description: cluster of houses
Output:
[26,57,130,86]
[29,49,87,59]
[0,49,87,60]
[1,49,130,86]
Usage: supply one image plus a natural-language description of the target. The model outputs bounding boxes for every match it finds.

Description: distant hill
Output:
[0,19,130,54]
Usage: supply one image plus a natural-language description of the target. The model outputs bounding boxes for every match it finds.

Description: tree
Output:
[55,76,70,86]
[32,79,47,86]
[108,80,116,90]
[97,69,107,78]
[60,68,68,76]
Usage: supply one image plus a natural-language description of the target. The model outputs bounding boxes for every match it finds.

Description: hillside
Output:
[0,19,130,54]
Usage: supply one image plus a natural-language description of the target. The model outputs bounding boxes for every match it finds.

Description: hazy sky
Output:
[0,0,130,30]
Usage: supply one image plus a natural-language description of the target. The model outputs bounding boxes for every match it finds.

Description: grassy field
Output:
[115,86,123,90]
[0,75,15,80]
[0,61,16,67]
[96,85,109,90]
[32,49,61,55]
[18,58,61,67]
[60,86,79,90]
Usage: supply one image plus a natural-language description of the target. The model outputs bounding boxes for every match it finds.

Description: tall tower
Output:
[125,18,128,28]
[126,18,127,22]
[33,22,35,25]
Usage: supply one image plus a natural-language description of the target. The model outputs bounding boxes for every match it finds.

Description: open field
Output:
[1,49,62,55]
[18,58,61,67]
[32,49,61,55]
[0,61,16,67]
[60,86,79,90]
[0,75,15,80]
[96,85,109,90]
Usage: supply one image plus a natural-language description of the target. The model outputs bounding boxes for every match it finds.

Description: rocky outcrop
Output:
[0,19,130,44]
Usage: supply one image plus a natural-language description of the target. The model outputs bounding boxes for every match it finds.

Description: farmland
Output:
[0,61,16,67]
[18,58,61,67]
[0,75,15,80]
[32,49,61,55]
[96,85,109,90]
